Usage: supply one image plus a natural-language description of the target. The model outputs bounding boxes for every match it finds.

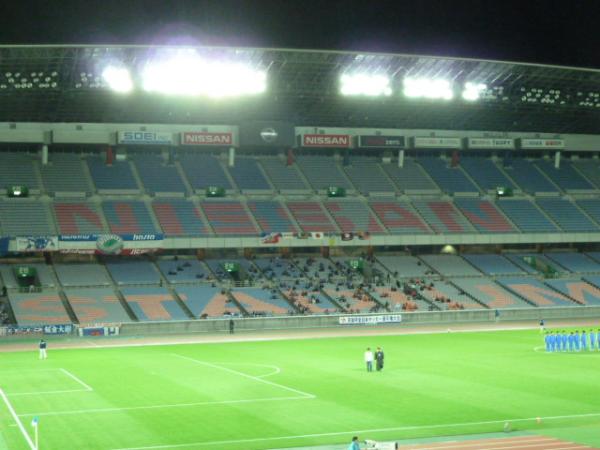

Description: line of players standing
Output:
[545,329,600,352]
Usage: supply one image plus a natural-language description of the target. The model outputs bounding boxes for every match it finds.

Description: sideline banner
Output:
[78,326,120,337]
[338,314,402,325]
[43,324,73,335]
[16,236,58,252]
[519,138,565,149]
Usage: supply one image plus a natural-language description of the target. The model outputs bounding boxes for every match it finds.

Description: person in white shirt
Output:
[364,347,374,372]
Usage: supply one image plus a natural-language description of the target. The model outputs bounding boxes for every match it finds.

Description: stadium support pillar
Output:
[228,147,235,167]
[398,149,404,168]
[41,144,48,165]
[554,151,561,169]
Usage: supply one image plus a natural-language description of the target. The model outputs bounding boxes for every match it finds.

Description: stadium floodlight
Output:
[102,66,133,93]
[142,52,266,98]
[462,82,487,101]
[403,77,453,100]
[339,73,392,97]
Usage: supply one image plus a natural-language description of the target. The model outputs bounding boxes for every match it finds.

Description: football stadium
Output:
[1,45,600,450]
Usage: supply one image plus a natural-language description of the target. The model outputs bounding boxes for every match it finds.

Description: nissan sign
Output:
[301,134,352,148]
[181,132,234,146]
[260,128,278,144]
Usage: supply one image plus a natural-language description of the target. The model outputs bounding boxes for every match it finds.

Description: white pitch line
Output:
[110,411,600,450]
[60,368,93,391]
[171,353,315,398]
[8,388,90,396]
[0,387,35,450]
[211,362,281,378]
[18,395,311,418]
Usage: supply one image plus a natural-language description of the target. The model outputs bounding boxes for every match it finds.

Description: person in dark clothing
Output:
[375,347,384,371]
[229,319,235,334]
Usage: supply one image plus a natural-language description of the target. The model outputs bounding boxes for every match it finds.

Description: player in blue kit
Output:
[562,330,568,351]
[544,332,551,352]
[590,330,596,350]
[582,330,588,351]
[568,332,575,352]
[550,332,557,352]
[574,330,581,351]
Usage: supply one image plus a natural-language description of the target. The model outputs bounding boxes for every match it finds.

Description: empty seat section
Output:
[0,263,57,289]
[86,157,139,192]
[8,290,71,325]
[0,152,40,191]
[571,160,600,189]
[462,254,525,276]
[324,200,385,233]
[64,288,131,323]
[412,200,475,233]
[496,199,558,232]
[153,200,210,236]
[286,201,338,232]
[417,157,479,193]
[55,264,111,286]
[534,160,594,192]
[231,288,291,315]
[546,253,600,273]
[574,199,600,227]
[544,279,600,305]
[342,159,395,193]
[133,155,186,194]
[460,157,516,191]
[0,200,56,236]
[106,261,161,285]
[259,158,309,191]
[40,154,91,195]
[381,159,440,192]
[454,199,516,233]
[536,198,598,232]
[419,255,482,277]
[102,201,158,234]
[296,157,352,190]
[176,286,240,317]
[505,254,565,275]
[121,287,188,321]
[54,202,105,234]
[226,158,271,191]
[451,278,531,308]
[501,158,558,193]
[157,259,212,283]
[200,200,258,235]
[369,201,430,234]
[179,154,233,191]
[376,255,432,278]
[248,200,297,233]
[497,277,577,307]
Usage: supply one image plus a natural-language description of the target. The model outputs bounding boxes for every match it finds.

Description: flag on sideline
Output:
[31,416,39,427]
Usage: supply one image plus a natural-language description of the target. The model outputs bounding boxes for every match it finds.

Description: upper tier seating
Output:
[54,263,111,287]
[293,257,339,280]
[8,290,71,325]
[419,255,482,277]
[412,200,476,234]
[205,258,258,281]
[0,152,40,192]
[534,160,595,192]
[381,159,440,193]
[501,158,559,193]
[535,198,599,232]
[296,156,353,190]
[102,201,159,234]
[282,288,337,313]
[133,155,187,194]
[451,278,531,308]
[324,200,385,233]
[342,159,396,194]
[462,254,525,276]
[178,154,233,191]
[54,201,106,235]
[285,201,339,233]
[247,200,297,233]
[227,158,271,191]
[574,199,600,227]
[121,287,188,321]
[376,255,432,278]
[323,284,377,312]
[496,199,559,233]
[231,288,291,315]
[453,199,516,233]
[86,157,139,192]
[497,277,578,307]
[571,160,600,189]
[259,158,309,192]
[546,253,600,273]
[418,280,485,310]
[369,201,431,234]
[253,257,304,280]
[106,261,161,285]
[64,288,131,323]
[459,157,516,192]
[156,259,212,284]
[544,279,600,305]
[417,157,479,194]
[200,200,258,235]
[153,200,211,236]
[0,263,57,288]
[175,286,240,317]
[0,200,56,236]
[40,154,91,195]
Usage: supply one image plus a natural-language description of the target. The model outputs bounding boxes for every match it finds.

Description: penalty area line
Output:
[0,387,36,450]
[60,368,93,391]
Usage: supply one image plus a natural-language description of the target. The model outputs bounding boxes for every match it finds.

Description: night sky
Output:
[2,0,599,68]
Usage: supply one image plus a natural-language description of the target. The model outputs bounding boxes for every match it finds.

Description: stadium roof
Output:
[1,45,600,134]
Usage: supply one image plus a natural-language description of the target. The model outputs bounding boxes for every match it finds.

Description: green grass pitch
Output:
[2,329,600,450]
